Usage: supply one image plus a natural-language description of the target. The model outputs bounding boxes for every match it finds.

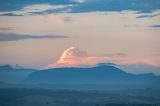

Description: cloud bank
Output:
[46,47,160,69]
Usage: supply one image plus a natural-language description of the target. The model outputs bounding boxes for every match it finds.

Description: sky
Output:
[0,0,160,74]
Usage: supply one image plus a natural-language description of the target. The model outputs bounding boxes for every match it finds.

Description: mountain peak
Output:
[0,65,14,71]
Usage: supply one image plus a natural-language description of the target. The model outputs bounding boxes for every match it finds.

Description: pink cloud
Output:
[45,47,160,69]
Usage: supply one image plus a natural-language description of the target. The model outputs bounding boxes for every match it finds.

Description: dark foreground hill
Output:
[0,88,160,106]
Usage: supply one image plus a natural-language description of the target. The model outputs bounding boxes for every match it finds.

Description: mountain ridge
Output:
[23,65,160,86]
[0,64,160,90]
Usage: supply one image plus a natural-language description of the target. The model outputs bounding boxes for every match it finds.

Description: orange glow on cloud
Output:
[46,47,160,69]
[47,47,89,68]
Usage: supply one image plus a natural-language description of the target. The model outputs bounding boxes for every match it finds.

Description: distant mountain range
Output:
[23,64,160,85]
[0,64,160,90]
[0,65,35,84]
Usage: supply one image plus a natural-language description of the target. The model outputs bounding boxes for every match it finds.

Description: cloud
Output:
[136,14,160,18]
[0,4,74,16]
[0,13,23,16]
[136,10,160,19]
[70,0,85,3]
[21,4,74,15]
[47,47,87,68]
[0,27,13,31]
[151,25,160,28]
[0,33,68,41]
[60,47,87,57]
[46,47,160,69]
[101,53,128,57]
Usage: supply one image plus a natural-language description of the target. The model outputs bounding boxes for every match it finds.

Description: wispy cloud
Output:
[0,4,75,16]
[0,33,69,41]
[70,0,85,3]
[101,53,128,57]
[0,27,13,31]
[136,14,160,18]
[136,10,160,19]
[151,25,160,28]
